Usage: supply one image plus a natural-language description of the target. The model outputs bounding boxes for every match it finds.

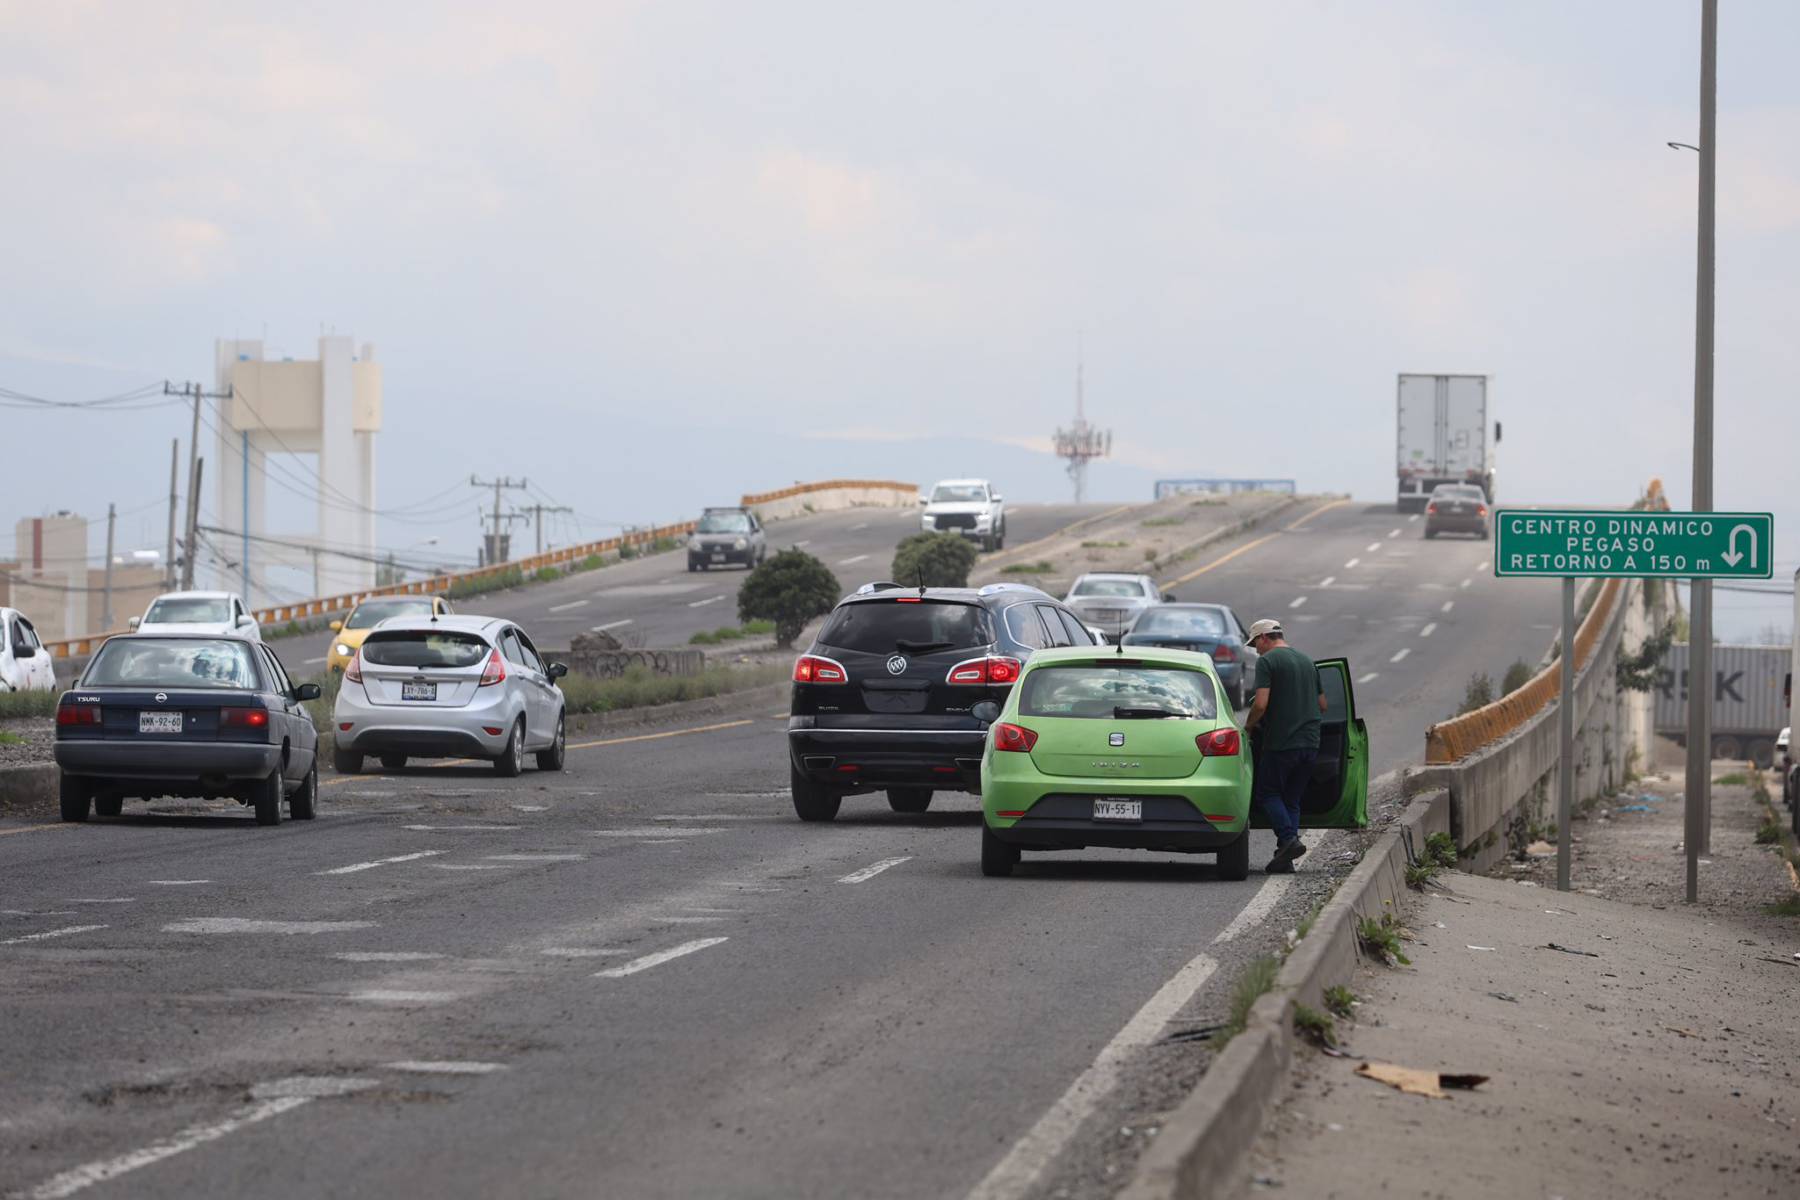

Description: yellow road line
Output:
[1161,533,1281,589]
[568,719,753,751]
[1285,497,1350,531]
[0,823,71,838]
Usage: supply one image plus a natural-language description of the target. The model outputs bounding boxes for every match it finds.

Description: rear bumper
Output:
[788,725,986,792]
[333,681,519,759]
[984,778,1249,851]
[54,740,280,782]
[1425,515,1489,534]
[689,548,755,567]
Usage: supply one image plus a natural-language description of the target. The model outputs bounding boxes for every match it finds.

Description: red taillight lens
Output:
[479,649,506,687]
[946,656,1023,685]
[793,655,848,684]
[1212,644,1236,663]
[1426,504,1438,515]
[345,649,364,684]
[56,703,101,727]
[220,706,270,730]
[993,722,1038,752]
[1477,506,1488,518]
[1198,728,1241,756]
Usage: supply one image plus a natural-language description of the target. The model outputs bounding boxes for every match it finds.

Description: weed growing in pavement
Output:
[1000,562,1054,575]
[1222,956,1281,1043]
[1295,900,1325,941]
[1080,540,1127,549]
[556,663,787,714]
[1140,516,1184,528]
[1763,896,1800,918]
[1323,985,1356,1018]
[1715,773,1749,788]
[1424,832,1460,869]
[1404,860,1440,890]
[0,729,25,746]
[572,553,609,573]
[1357,914,1411,967]
[0,691,58,719]
[1292,1004,1337,1049]
[1756,819,1784,845]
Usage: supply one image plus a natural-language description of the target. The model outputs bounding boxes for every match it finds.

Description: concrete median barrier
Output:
[741,479,917,523]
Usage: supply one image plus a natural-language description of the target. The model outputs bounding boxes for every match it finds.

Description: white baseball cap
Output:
[1245,619,1284,643]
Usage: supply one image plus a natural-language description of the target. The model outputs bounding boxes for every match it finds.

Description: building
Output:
[0,513,164,642]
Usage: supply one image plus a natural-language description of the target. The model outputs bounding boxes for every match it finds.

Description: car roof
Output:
[150,590,236,601]
[930,478,990,487]
[362,614,507,634]
[103,631,261,644]
[1071,572,1149,581]
[842,583,1053,607]
[1024,644,1217,668]
[1146,601,1228,610]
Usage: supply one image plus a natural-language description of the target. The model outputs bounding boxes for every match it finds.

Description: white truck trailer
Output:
[1396,373,1499,512]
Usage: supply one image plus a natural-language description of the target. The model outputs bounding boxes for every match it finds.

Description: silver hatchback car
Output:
[332,615,568,776]
[1061,573,1171,642]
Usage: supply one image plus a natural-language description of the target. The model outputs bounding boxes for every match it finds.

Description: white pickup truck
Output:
[920,479,1006,552]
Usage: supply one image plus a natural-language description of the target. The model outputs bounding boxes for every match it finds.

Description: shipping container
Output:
[1396,373,1497,512]
[1654,643,1788,766]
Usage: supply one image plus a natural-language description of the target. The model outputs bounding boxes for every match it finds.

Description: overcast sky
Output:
[3,1,1796,632]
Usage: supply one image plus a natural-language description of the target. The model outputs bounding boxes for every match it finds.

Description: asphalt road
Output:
[0,499,1559,1200]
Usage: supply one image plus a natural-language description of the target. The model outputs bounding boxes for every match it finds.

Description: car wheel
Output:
[790,764,841,822]
[494,719,526,777]
[1216,832,1251,881]
[58,773,91,822]
[981,533,997,553]
[980,824,1019,877]
[687,561,698,573]
[535,713,566,771]
[380,754,407,771]
[332,746,363,775]
[886,787,932,814]
[290,760,318,820]
[94,793,124,818]
[252,769,284,826]
[1423,527,1437,540]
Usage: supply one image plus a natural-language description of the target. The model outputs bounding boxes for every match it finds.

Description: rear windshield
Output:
[1019,664,1217,720]
[362,630,489,668]
[85,638,260,690]
[1434,486,1484,498]
[819,600,988,654]
[345,598,435,629]
[1071,578,1148,598]
[1132,608,1227,638]
[144,597,230,624]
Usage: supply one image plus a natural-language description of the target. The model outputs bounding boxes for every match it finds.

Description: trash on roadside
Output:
[1542,943,1600,957]
[1355,1061,1489,1099]
[1616,803,1655,813]
[1488,991,1519,1003]
[1525,840,1555,858]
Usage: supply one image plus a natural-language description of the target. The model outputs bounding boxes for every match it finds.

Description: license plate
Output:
[711,552,726,561]
[1093,799,1142,822]
[139,711,182,734]
[401,682,437,702]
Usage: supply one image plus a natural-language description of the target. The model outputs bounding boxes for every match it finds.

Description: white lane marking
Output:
[654,813,775,820]
[657,915,726,924]
[1211,877,1290,944]
[252,1076,379,1099]
[1288,596,1307,610]
[147,880,211,886]
[1460,578,1472,589]
[485,853,587,863]
[317,850,444,876]
[1389,648,1411,664]
[17,1096,312,1200]
[1479,560,1491,571]
[384,1061,507,1075]
[0,924,107,945]
[1358,673,1379,684]
[510,804,550,812]
[432,864,512,871]
[590,827,725,838]
[1408,513,1420,522]
[594,937,730,979]
[1318,576,1335,588]
[838,857,914,884]
[333,952,446,963]
[1366,542,1383,553]
[794,540,811,548]
[2,910,77,916]
[838,554,870,565]
[548,599,589,613]
[402,825,522,832]
[1419,623,1438,638]
[540,947,631,958]
[1441,600,1455,613]
[638,839,683,845]
[1343,557,1360,569]
[347,990,458,1004]
[591,619,633,632]
[304,656,327,666]
[965,951,1220,1200]
[1388,529,1401,538]
[164,918,375,935]
[66,898,133,904]
[686,594,726,609]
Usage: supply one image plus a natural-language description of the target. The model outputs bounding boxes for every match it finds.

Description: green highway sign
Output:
[1493,510,1774,579]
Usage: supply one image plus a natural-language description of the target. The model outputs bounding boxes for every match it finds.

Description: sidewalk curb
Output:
[1121,773,1451,1200]
[0,763,59,821]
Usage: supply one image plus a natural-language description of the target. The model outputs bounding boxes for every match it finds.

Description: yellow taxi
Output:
[325,594,454,673]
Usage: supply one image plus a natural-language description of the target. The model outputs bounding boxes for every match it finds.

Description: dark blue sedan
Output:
[54,634,321,826]
[1119,603,1259,710]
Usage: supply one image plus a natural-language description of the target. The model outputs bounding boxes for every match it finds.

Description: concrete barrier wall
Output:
[742,480,917,523]
[560,648,707,680]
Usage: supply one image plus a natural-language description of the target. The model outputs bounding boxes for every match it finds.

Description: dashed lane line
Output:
[385,1061,507,1075]
[837,857,912,883]
[147,880,210,886]
[0,924,108,946]
[838,554,870,565]
[334,952,446,963]
[1358,673,1379,684]
[67,898,134,904]
[347,990,459,1005]
[401,825,522,832]
[594,937,729,979]
[686,595,726,609]
[1389,648,1411,664]
[1419,623,1438,638]
[1441,600,1455,613]
[164,918,376,935]
[1460,578,1473,589]
[1409,513,1420,522]
[318,850,444,876]
[591,619,632,632]
[432,864,510,871]
[1288,596,1307,609]
[590,827,726,838]
[548,599,589,613]
[1365,542,1382,553]
[485,853,587,862]
[304,656,327,666]
[1343,557,1360,569]
[1318,576,1335,588]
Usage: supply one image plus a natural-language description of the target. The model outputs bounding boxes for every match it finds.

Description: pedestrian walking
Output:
[1242,619,1326,874]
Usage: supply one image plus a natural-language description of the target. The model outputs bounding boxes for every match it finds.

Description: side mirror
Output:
[328,620,343,632]
[991,493,1004,503]
[127,616,140,630]
[971,700,1001,726]
[237,615,254,628]
[917,496,929,506]
[294,683,322,701]
[548,662,569,680]
[1163,592,1177,603]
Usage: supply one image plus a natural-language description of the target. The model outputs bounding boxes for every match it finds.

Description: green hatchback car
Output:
[979,645,1367,879]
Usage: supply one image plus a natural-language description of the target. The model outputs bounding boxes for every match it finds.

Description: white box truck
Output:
[1396,373,1499,512]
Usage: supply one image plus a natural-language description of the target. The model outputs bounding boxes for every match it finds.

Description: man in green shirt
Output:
[1242,619,1326,873]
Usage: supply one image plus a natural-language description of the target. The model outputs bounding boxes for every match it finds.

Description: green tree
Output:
[737,548,841,649]
[1457,672,1495,715]
[891,532,979,589]
[1501,659,1534,695]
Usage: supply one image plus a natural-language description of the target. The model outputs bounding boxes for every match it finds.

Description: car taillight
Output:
[479,649,506,687]
[1426,504,1438,514]
[56,703,101,727]
[1477,505,1488,517]
[345,649,364,684]
[220,706,269,730]
[1198,728,1241,756]
[945,656,1023,685]
[1212,645,1236,663]
[793,655,848,684]
[993,722,1038,752]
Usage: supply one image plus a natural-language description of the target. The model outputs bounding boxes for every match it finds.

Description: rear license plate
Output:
[139,711,183,734]
[1093,799,1142,822]
[401,682,437,702]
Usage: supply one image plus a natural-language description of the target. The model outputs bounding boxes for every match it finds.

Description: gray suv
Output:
[687,507,767,571]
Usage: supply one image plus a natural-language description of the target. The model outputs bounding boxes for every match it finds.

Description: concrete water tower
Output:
[212,336,381,604]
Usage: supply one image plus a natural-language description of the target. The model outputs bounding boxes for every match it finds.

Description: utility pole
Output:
[183,459,205,589]
[102,503,117,630]
[164,382,230,590]
[523,503,573,556]
[470,475,529,565]
[164,439,179,591]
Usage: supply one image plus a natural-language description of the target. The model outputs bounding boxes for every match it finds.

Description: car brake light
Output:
[945,656,1022,685]
[793,655,848,684]
[1477,505,1488,517]
[1212,645,1236,663]
[1426,504,1438,515]
[479,649,506,687]
[220,706,269,730]
[993,722,1038,752]
[345,649,364,684]
[56,703,101,727]
[1198,728,1241,756]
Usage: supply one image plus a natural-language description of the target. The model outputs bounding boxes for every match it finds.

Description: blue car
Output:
[1118,603,1259,710]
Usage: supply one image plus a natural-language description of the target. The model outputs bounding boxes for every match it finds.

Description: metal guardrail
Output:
[41,478,918,660]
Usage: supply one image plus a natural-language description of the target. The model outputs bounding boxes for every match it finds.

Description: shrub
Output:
[738,549,842,649]
[1424,831,1460,869]
[1293,1004,1337,1048]
[1501,659,1534,695]
[1357,914,1411,967]
[0,690,60,719]
[573,553,607,573]
[688,620,776,646]
[1457,672,1494,715]
[891,532,978,589]
[649,536,681,554]
[534,566,562,583]
[1323,985,1356,1018]
[1001,561,1054,575]
[447,566,525,600]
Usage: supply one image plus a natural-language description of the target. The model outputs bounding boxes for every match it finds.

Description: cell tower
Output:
[1052,354,1111,502]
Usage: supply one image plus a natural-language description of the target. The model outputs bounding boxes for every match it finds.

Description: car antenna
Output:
[917,566,926,597]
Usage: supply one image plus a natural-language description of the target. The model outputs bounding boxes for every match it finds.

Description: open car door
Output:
[1249,657,1368,829]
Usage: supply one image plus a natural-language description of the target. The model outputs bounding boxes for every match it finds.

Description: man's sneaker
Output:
[1265,858,1295,875]
[1267,838,1306,873]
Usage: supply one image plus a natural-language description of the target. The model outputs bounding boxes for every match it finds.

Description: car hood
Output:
[923,502,993,515]
[333,628,373,650]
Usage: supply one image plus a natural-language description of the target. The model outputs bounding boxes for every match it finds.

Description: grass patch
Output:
[687,620,776,646]
[1405,860,1440,890]
[1357,914,1411,967]
[1080,540,1127,549]
[1323,985,1356,1018]
[0,729,25,746]
[0,691,59,719]
[1424,831,1459,869]
[1295,900,1325,941]
[1292,1004,1337,1049]
[556,663,787,715]
[1715,772,1749,788]
[1141,516,1184,528]
[300,671,343,739]
[1756,819,1784,845]
[1763,895,1800,918]
[447,565,525,600]
[1000,561,1054,575]
[572,553,609,573]
[533,565,563,583]
[1222,955,1281,1043]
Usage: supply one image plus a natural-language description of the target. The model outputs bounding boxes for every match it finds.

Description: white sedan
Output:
[131,591,262,642]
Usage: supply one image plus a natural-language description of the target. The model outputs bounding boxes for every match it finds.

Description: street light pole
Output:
[1684,0,1718,903]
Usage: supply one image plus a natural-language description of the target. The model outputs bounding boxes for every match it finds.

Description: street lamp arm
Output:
[1667,141,1699,151]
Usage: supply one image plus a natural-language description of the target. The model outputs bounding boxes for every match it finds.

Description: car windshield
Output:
[1071,578,1148,598]
[1019,664,1217,720]
[144,598,230,624]
[697,513,752,533]
[819,600,987,654]
[361,630,490,669]
[1132,607,1227,638]
[930,485,987,504]
[345,598,435,629]
[85,638,259,689]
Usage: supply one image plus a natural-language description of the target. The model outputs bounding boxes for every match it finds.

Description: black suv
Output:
[786,582,1096,821]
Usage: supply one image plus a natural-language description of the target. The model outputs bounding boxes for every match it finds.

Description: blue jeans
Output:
[1256,747,1318,845]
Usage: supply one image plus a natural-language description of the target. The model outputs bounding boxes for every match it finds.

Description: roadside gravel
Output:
[0,718,54,768]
